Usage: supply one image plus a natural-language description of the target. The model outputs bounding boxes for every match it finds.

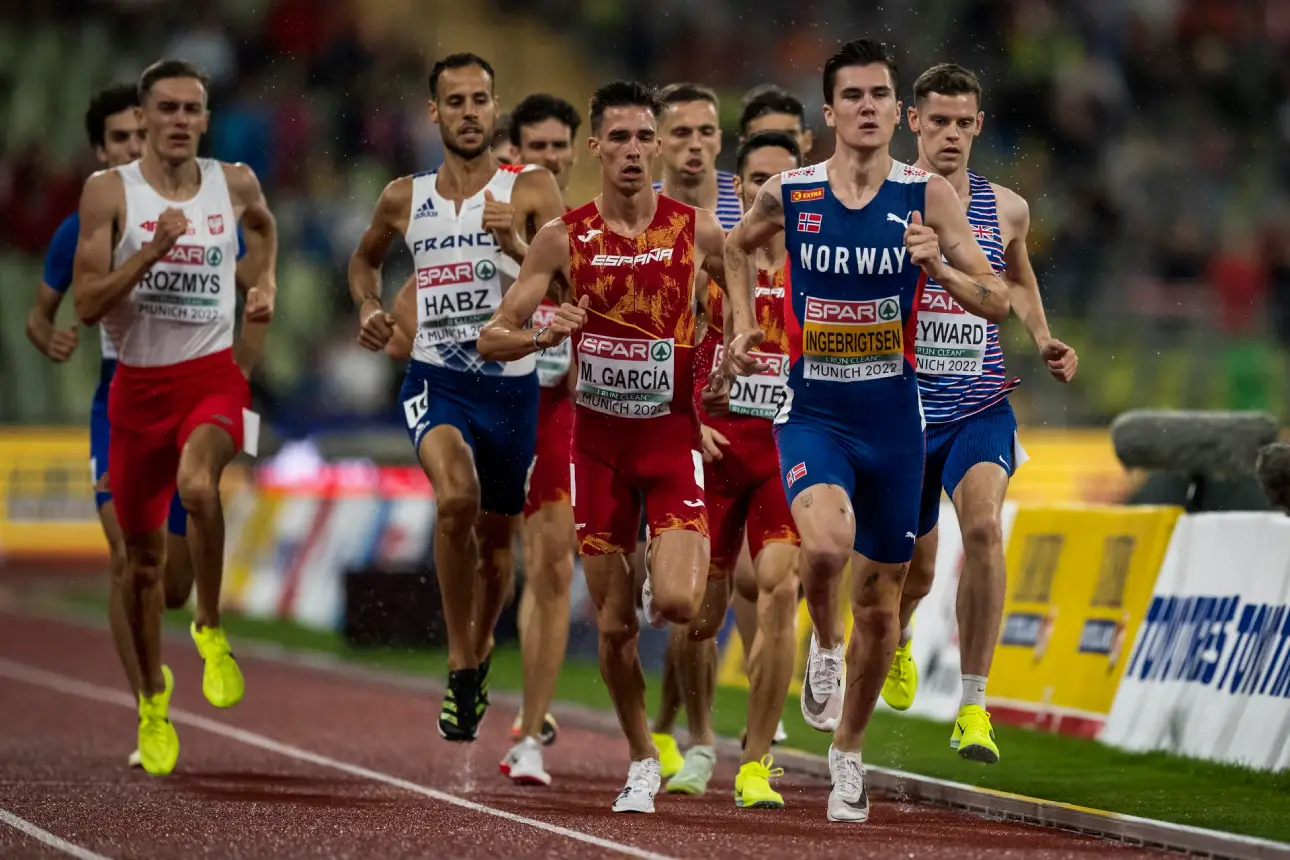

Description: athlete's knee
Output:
[800,538,849,587]
[760,575,800,627]
[123,542,165,590]
[176,469,218,522]
[960,511,1004,559]
[597,601,640,646]
[902,540,936,603]
[528,546,574,601]
[107,544,129,588]
[436,486,481,530]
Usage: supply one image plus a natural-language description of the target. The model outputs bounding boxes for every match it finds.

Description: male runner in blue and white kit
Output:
[349,52,565,743]
[644,81,748,789]
[721,40,1012,823]
[879,63,1078,762]
[26,82,252,768]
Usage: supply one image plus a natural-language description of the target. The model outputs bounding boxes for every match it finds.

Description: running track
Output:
[0,610,1170,860]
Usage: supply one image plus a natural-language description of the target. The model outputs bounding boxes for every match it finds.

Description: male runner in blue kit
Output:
[720,40,1012,823]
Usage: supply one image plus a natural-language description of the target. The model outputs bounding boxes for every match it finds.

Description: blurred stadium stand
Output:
[3,0,1290,443]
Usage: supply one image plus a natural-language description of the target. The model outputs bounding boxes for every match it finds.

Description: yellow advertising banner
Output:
[988,504,1181,737]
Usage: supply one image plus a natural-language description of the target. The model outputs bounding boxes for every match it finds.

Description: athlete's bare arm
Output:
[498,168,566,264]
[916,174,1010,322]
[26,284,78,362]
[349,177,412,350]
[719,176,783,377]
[72,171,172,326]
[224,163,278,372]
[996,184,1077,382]
[388,273,417,355]
[477,219,586,362]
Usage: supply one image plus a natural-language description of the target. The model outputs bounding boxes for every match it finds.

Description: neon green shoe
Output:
[137,665,179,776]
[735,755,785,809]
[191,622,245,708]
[950,704,999,764]
[652,732,685,779]
[881,639,919,711]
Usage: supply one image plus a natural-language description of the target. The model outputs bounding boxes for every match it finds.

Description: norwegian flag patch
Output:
[787,461,808,487]
[796,212,822,234]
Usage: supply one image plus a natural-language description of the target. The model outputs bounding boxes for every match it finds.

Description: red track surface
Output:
[0,611,1169,860]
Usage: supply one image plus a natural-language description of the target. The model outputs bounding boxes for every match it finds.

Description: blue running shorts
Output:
[916,398,1026,537]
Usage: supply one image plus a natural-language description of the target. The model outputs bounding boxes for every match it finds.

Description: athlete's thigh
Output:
[176,358,252,459]
[941,399,1020,504]
[471,379,540,518]
[572,449,639,557]
[581,553,637,631]
[850,437,925,565]
[400,366,479,498]
[775,420,857,552]
[109,422,180,537]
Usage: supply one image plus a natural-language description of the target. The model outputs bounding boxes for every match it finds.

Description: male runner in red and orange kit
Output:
[479,80,761,813]
[72,59,278,776]
[677,130,805,808]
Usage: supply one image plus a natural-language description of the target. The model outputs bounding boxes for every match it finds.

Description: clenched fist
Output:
[147,207,189,258]
[903,211,947,280]
[245,287,274,323]
[482,190,522,261]
[358,298,396,352]
[536,294,589,349]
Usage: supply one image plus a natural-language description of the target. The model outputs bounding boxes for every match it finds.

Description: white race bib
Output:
[801,295,904,383]
[415,260,502,346]
[134,243,229,325]
[533,303,572,387]
[576,333,675,419]
[915,289,987,376]
[713,344,788,419]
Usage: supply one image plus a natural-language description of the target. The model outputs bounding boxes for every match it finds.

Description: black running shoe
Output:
[438,668,482,742]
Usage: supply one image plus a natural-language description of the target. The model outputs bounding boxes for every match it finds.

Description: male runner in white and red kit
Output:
[72,59,278,776]
[350,53,565,744]
[479,80,761,813]
[685,130,805,808]
[881,63,1077,762]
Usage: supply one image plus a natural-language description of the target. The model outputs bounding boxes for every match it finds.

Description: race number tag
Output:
[415,259,502,345]
[801,295,903,382]
[576,333,675,418]
[134,244,226,324]
[533,303,572,387]
[915,288,987,376]
[713,344,787,419]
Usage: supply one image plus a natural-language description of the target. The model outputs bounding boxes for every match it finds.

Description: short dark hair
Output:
[822,39,899,104]
[85,84,140,149]
[138,59,210,103]
[429,52,495,99]
[588,80,664,134]
[738,84,806,135]
[736,130,802,176]
[913,63,983,106]
[509,93,583,147]
[657,82,720,111]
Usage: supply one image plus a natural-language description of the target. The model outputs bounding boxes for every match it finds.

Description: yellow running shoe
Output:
[734,755,785,809]
[191,622,245,708]
[881,639,918,711]
[950,704,999,763]
[137,665,179,776]
[652,732,685,779]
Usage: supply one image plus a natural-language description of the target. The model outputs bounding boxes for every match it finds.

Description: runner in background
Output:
[738,84,816,160]
[882,63,1077,763]
[646,82,745,785]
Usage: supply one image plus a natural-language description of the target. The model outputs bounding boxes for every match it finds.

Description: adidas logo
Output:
[414,198,437,219]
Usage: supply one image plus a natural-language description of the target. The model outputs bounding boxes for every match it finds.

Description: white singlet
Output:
[103,158,239,367]
[403,164,536,377]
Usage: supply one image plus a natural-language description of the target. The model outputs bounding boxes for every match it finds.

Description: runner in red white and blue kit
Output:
[27,83,250,771]
[721,40,1012,824]
[879,63,1077,764]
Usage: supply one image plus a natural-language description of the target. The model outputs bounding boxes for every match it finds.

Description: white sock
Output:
[961,674,987,708]
[898,625,912,647]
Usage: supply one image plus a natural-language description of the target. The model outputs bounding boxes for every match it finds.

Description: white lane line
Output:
[0,807,112,860]
[0,658,674,860]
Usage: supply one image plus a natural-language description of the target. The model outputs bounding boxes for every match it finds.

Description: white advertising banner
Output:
[1100,513,1290,771]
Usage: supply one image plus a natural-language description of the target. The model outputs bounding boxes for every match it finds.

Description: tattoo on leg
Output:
[800,491,813,509]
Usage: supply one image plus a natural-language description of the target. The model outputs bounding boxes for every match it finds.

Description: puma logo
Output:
[578,228,602,243]
[887,212,912,229]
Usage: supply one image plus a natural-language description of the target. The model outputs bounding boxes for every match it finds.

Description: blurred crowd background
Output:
[3,0,1289,442]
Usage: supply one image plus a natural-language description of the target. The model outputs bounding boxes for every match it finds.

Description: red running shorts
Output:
[107,349,250,535]
[705,414,799,575]
[524,388,574,517]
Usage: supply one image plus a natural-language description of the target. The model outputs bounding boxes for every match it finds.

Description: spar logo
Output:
[805,296,899,324]
[417,262,474,288]
[163,244,218,266]
[581,334,668,361]
[921,289,965,314]
[475,259,497,280]
[592,248,673,267]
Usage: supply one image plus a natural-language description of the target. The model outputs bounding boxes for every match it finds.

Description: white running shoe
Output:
[800,633,845,731]
[128,749,142,768]
[773,720,788,744]
[640,548,666,629]
[826,746,869,823]
[611,757,662,813]
[499,737,552,786]
[665,744,715,795]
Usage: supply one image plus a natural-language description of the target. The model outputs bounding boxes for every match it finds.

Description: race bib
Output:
[576,333,674,418]
[415,259,502,346]
[533,303,572,387]
[134,244,227,324]
[915,288,987,376]
[713,343,787,419]
[801,295,903,383]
